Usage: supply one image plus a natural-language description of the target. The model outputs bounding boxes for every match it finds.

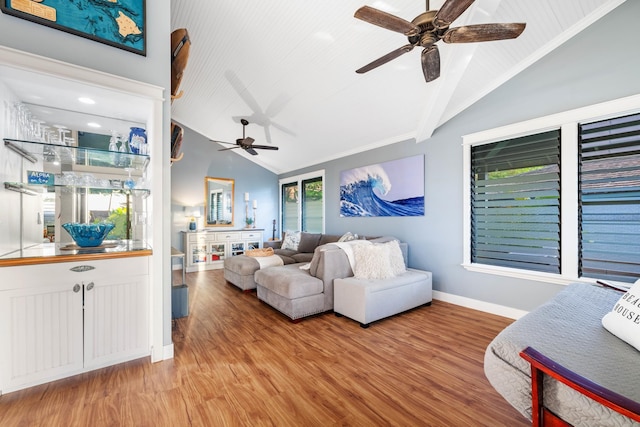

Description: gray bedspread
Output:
[484,282,640,427]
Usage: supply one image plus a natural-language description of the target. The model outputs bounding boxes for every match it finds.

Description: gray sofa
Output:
[254,237,414,322]
[224,232,347,291]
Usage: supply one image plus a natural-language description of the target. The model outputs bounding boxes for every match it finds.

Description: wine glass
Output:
[124,168,135,189]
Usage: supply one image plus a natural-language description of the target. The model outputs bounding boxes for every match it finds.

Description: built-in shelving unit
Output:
[4,138,149,172]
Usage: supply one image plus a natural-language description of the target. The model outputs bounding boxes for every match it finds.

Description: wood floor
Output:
[0,269,530,426]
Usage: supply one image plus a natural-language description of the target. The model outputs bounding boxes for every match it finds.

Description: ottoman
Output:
[334,268,432,328]
[223,254,282,291]
[255,263,326,321]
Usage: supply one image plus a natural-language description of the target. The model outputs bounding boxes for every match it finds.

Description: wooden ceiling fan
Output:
[354,0,526,82]
[212,119,279,156]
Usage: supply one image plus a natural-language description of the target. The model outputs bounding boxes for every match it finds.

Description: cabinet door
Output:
[208,242,226,263]
[188,243,208,266]
[0,283,83,393]
[83,275,149,370]
[230,241,245,256]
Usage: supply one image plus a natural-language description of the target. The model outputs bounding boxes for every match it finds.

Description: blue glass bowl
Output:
[62,222,115,247]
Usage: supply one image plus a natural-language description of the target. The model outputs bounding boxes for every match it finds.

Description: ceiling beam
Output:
[415,0,505,143]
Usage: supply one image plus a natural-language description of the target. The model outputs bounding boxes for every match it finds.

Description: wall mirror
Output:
[205,177,234,226]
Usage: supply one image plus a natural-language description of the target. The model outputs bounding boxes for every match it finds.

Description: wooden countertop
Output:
[0,240,152,267]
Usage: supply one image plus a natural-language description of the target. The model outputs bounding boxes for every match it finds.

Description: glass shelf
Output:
[4,138,150,173]
[4,182,150,196]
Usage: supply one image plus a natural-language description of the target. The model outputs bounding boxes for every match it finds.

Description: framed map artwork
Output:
[1,0,146,56]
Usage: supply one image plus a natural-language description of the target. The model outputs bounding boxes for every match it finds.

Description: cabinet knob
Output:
[86,282,95,291]
[73,284,81,293]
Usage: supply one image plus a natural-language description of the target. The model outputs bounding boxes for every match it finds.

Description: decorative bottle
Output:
[128,127,147,155]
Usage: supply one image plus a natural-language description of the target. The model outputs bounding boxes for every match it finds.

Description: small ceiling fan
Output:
[354,0,526,82]
[212,119,279,156]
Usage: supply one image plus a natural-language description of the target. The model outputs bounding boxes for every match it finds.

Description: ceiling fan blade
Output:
[354,6,419,36]
[218,146,241,152]
[443,23,526,43]
[241,136,255,146]
[434,0,475,29]
[421,45,440,82]
[356,44,415,74]
[251,145,279,150]
[245,147,259,156]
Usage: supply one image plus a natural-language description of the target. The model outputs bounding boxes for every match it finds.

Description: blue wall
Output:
[170,122,279,254]
[281,1,640,312]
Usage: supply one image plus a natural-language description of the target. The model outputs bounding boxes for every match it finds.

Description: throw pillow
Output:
[281,231,301,251]
[385,240,406,275]
[338,231,356,242]
[601,279,640,351]
[353,243,395,280]
[297,232,322,253]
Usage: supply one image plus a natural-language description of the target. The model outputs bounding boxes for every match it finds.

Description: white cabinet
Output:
[184,229,263,272]
[0,257,149,394]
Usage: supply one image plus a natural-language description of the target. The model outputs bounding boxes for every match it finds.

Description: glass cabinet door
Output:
[191,244,207,264]
[209,243,225,262]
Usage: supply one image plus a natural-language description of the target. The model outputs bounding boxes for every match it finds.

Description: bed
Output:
[484,282,640,426]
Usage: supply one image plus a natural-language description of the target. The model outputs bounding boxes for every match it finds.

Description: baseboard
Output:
[163,343,174,360]
[433,291,528,320]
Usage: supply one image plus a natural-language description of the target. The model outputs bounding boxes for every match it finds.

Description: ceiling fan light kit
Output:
[212,119,279,156]
[354,0,525,82]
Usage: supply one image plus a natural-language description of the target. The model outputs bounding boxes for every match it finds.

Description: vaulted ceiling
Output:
[171,0,626,174]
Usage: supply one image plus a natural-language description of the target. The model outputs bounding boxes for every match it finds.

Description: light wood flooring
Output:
[0,269,530,426]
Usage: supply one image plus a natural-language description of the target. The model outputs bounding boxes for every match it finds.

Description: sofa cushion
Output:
[292,252,314,263]
[255,264,323,299]
[273,249,297,265]
[297,232,322,253]
[318,234,341,246]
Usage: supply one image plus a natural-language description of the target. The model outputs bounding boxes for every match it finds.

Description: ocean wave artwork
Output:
[340,155,424,217]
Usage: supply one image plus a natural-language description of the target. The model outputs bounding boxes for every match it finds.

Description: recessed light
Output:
[87,122,101,128]
[78,97,95,105]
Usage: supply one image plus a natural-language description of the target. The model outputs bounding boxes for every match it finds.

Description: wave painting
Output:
[340,155,424,217]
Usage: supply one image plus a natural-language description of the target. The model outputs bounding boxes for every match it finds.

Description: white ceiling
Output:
[170,0,627,174]
[0,1,625,170]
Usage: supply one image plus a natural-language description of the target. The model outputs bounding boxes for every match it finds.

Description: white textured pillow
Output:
[385,240,406,275]
[353,243,395,280]
[602,279,640,351]
[281,231,301,250]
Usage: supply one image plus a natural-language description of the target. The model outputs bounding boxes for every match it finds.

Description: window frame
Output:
[462,94,640,285]
[279,169,325,234]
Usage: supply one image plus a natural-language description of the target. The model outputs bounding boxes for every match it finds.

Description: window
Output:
[471,130,561,274]
[280,171,324,234]
[579,113,640,282]
[463,94,640,285]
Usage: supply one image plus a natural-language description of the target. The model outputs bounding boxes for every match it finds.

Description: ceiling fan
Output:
[213,119,279,156]
[354,0,526,82]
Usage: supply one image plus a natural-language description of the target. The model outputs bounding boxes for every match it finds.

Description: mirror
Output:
[205,177,234,226]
